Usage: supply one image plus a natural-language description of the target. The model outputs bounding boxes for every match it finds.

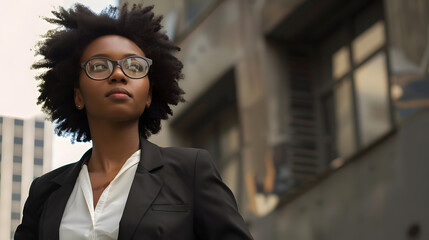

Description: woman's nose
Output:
[108,66,128,83]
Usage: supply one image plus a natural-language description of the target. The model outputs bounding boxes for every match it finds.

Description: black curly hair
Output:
[33,3,185,142]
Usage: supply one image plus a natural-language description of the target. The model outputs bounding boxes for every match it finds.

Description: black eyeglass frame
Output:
[80,56,153,80]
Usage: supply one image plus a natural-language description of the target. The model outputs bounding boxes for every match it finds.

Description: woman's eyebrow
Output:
[89,53,140,58]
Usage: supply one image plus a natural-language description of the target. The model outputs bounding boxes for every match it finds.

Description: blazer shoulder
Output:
[36,148,90,187]
[157,146,214,173]
[35,162,76,184]
[21,162,78,217]
[159,146,212,163]
[160,146,202,156]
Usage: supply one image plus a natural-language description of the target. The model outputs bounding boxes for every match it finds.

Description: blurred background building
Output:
[121,0,429,239]
[0,116,53,239]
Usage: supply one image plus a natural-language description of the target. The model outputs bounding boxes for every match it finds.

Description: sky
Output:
[0,0,118,169]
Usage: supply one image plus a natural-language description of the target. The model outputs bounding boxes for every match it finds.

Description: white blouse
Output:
[59,150,140,240]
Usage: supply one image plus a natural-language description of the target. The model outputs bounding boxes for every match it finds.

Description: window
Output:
[319,2,393,164]
[34,121,45,176]
[12,193,21,201]
[13,137,23,145]
[13,156,22,163]
[14,119,23,126]
[172,69,243,205]
[34,130,45,176]
[12,174,21,182]
[184,0,216,28]
[34,139,44,147]
[191,107,241,196]
[34,157,43,166]
[35,121,44,129]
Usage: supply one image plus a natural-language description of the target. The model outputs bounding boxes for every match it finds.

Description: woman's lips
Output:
[105,88,132,98]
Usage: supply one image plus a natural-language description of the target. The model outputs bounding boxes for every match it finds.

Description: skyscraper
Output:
[0,116,53,240]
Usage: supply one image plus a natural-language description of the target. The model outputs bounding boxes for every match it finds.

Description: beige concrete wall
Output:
[120,1,429,239]
[251,109,429,240]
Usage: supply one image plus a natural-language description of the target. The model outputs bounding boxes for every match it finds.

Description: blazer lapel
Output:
[118,137,164,240]
[41,149,91,240]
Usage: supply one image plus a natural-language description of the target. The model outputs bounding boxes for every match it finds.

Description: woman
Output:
[15,4,254,240]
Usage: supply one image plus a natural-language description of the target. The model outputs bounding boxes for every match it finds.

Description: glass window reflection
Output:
[352,21,385,64]
[332,46,351,80]
[355,53,391,145]
[334,78,356,157]
[321,17,391,164]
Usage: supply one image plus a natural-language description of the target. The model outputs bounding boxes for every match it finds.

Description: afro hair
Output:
[33,3,185,142]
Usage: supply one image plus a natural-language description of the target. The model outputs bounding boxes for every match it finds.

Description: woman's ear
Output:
[74,88,84,110]
[146,89,152,108]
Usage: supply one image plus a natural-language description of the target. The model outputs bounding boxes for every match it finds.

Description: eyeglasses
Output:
[80,56,153,80]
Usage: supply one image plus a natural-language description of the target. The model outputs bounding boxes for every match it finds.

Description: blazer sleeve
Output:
[193,149,254,240]
[15,177,40,240]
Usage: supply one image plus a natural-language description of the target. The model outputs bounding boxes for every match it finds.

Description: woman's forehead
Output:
[80,35,145,61]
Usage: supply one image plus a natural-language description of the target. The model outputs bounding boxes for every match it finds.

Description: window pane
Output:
[334,78,356,157]
[322,93,338,162]
[35,121,44,129]
[332,46,350,80]
[34,157,43,166]
[220,123,240,158]
[34,139,44,147]
[352,21,385,64]
[185,0,215,27]
[355,53,390,145]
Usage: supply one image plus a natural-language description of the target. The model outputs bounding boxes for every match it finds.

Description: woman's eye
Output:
[128,63,144,72]
[89,62,109,72]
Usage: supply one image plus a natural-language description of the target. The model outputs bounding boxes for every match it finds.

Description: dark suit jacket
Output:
[15,138,254,240]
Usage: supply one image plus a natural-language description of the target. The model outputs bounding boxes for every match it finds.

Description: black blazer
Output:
[15,138,253,240]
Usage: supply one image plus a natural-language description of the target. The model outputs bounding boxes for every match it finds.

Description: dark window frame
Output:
[34,157,44,166]
[316,1,395,166]
[14,119,23,126]
[170,68,244,207]
[12,193,21,201]
[35,121,44,129]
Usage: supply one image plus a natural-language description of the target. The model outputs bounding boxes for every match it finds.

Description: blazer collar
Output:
[42,135,164,240]
[137,137,164,173]
[51,148,91,185]
[41,150,89,240]
[118,137,164,239]
[49,136,164,185]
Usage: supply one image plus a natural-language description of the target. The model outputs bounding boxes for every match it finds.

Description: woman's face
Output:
[75,35,152,124]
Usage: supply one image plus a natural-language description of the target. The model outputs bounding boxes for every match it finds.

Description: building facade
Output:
[0,116,53,240]
[120,0,429,239]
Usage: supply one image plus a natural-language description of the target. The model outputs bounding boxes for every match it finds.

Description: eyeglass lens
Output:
[85,57,149,80]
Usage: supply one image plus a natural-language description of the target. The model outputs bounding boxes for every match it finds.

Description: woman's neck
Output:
[87,120,140,173]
